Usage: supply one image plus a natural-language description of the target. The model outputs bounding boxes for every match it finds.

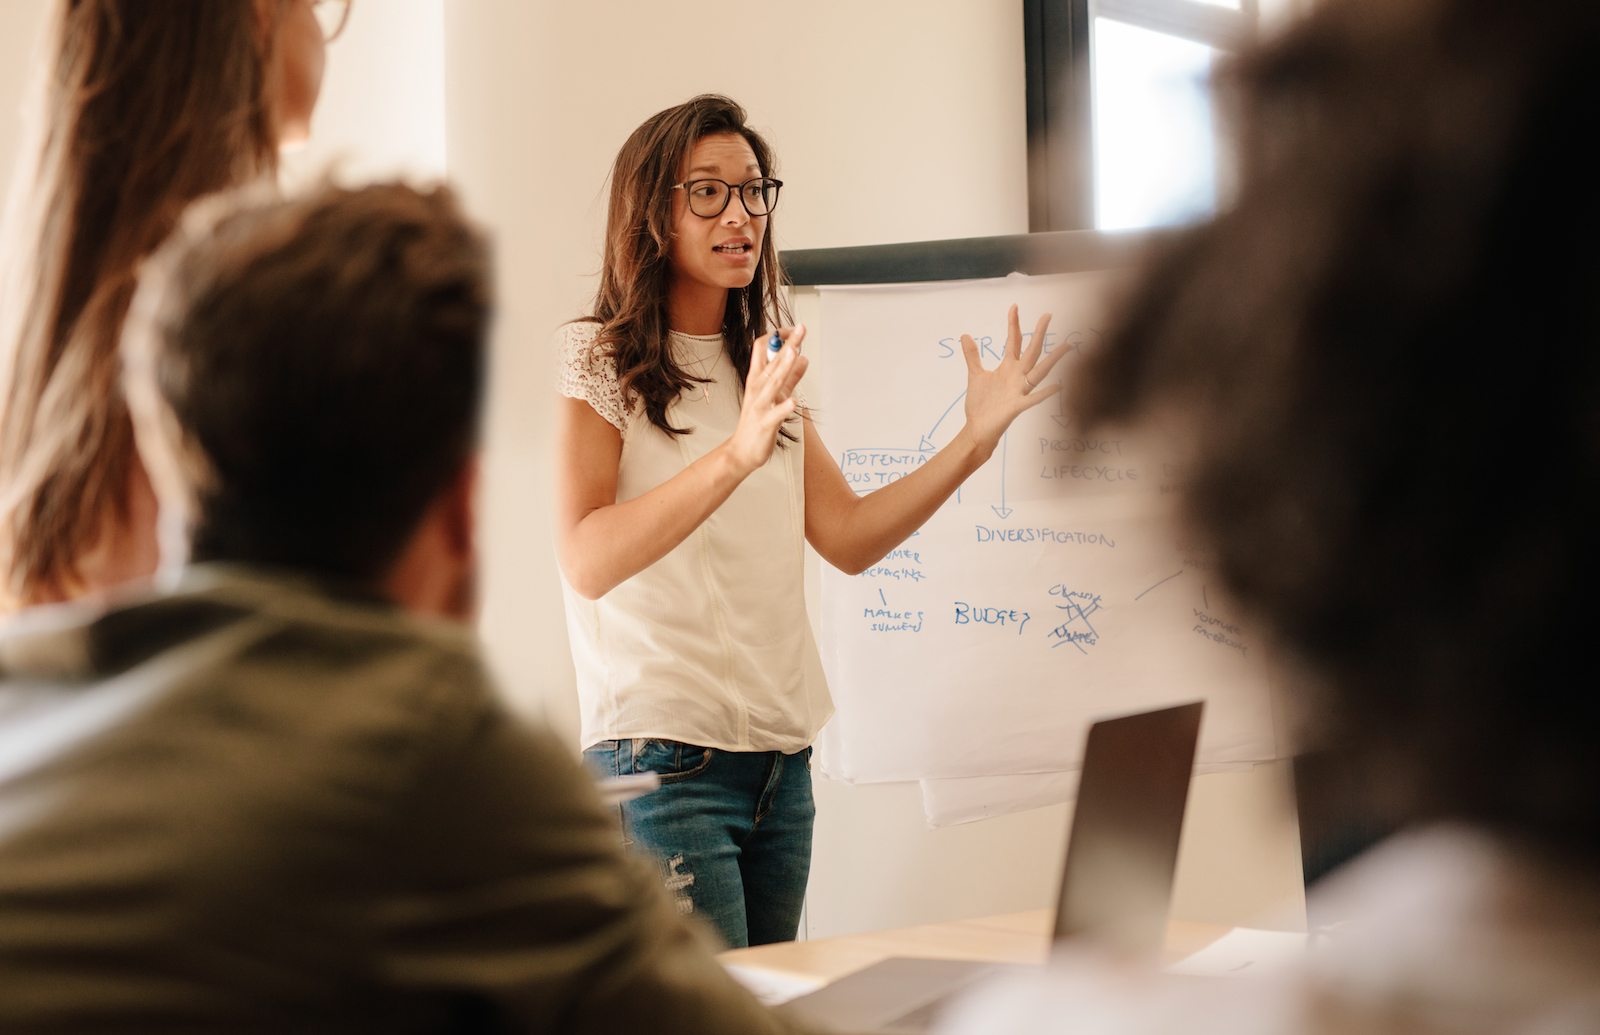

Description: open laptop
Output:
[780,701,1204,1034]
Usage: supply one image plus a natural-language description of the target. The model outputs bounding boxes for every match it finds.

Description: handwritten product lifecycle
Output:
[814,273,1277,797]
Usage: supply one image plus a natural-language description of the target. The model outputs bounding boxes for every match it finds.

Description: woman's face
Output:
[668,132,767,295]
[262,0,326,146]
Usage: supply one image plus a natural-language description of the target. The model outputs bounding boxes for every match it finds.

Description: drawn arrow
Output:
[1050,376,1071,428]
[923,390,967,452]
[990,430,1012,519]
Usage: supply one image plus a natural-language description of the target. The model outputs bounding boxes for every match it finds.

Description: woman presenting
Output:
[555,94,1065,948]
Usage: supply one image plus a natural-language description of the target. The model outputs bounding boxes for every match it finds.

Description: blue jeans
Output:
[583,739,814,949]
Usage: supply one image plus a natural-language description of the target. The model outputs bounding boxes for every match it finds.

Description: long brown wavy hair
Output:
[0,0,284,606]
[588,94,794,439]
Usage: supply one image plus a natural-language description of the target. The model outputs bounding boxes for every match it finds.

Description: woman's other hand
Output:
[720,325,809,476]
[961,305,1068,458]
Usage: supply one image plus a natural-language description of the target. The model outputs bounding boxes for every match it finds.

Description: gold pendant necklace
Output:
[680,340,716,403]
[695,359,714,402]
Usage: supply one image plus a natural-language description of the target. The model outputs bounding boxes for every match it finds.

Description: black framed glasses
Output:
[312,0,352,42]
[672,177,783,218]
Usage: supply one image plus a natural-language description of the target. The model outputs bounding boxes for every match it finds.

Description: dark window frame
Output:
[1025,0,1093,233]
[786,0,1256,286]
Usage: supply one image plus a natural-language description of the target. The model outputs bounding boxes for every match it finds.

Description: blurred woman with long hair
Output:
[0,0,346,608]
[554,94,1065,948]
[943,0,1600,1031]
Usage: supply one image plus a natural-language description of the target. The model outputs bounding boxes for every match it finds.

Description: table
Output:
[719,910,1235,987]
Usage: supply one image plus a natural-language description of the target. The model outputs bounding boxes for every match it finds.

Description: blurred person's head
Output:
[591,94,791,439]
[122,182,490,619]
[0,0,335,607]
[1075,0,1600,861]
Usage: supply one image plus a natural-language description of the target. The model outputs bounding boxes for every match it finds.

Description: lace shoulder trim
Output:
[557,321,630,434]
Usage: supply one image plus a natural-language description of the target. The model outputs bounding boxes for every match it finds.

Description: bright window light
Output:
[1192,0,1241,7]
[1092,17,1218,231]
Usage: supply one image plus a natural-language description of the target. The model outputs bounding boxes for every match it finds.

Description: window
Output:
[1092,18,1217,229]
[1025,0,1255,232]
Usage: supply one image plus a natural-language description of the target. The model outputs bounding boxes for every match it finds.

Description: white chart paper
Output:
[919,771,1081,828]
[721,964,824,1006]
[814,273,1276,785]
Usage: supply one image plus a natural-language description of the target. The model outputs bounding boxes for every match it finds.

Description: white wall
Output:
[281,0,449,188]
[807,761,1303,937]
[0,0,1307,941]
[0,1,50,206]
[441,0,1304,938]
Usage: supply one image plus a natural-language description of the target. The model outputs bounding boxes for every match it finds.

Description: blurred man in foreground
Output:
[0,183,795,1034]
[945,0,1600,1032]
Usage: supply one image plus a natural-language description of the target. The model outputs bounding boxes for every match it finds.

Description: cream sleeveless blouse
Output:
[556,321,832,753]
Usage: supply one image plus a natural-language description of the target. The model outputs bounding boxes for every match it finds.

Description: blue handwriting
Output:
[975,526,1116,546]
[954,602,1031,634]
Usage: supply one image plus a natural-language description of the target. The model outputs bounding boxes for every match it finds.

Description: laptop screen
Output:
[1052,701,1204,958]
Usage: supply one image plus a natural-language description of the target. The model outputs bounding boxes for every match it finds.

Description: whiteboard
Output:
[811,272,1276,788]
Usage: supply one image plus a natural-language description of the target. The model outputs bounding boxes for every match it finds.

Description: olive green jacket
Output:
[0,565,795,1034]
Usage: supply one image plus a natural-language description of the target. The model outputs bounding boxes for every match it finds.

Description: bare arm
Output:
[805,306,1068,574]
[554,344,808,600]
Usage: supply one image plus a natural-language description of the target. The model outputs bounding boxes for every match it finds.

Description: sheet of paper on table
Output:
[722,963,825,1006]
[1162,927,1308,978]
[721,924,1308,1009]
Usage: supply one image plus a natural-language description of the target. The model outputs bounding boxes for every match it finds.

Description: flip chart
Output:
[812,273,1276,789]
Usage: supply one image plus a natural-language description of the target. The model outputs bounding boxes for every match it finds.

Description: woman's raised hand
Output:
[722,325,810,477]
[960,305,1068,458]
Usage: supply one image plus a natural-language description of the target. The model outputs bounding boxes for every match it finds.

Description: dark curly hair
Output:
[1075,0,1600,862]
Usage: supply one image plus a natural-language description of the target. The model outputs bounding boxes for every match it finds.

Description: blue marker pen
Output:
[767,332,784,357]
